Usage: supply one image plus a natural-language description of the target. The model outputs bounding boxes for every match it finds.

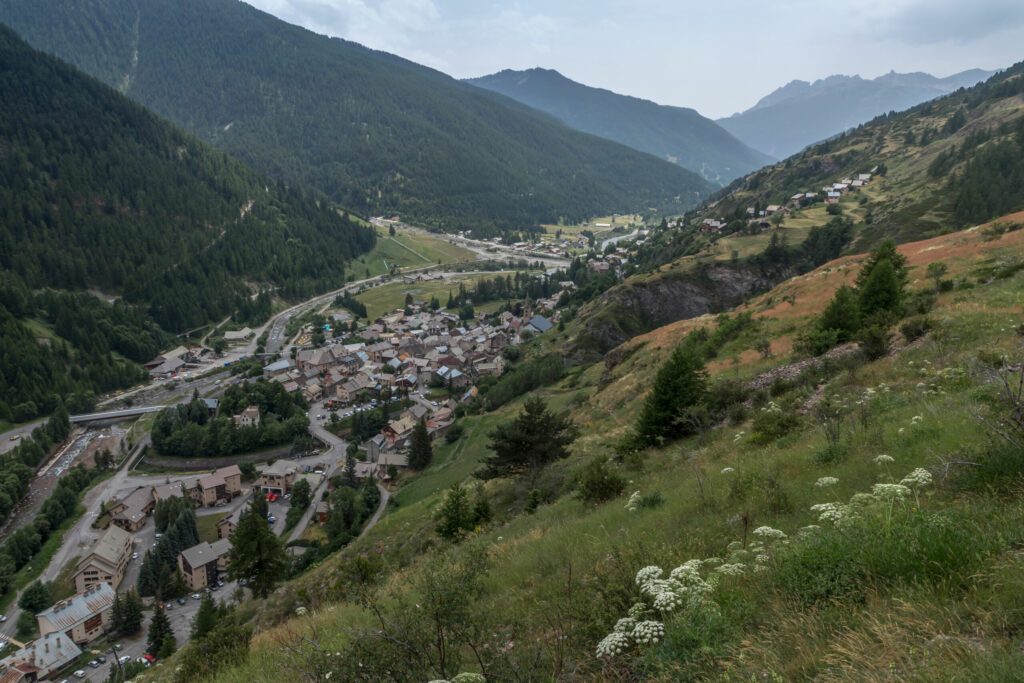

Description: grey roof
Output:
[179,539,232,569]
[36,583,115,632]
[263,359,293,373]
[77,525,132,572]
[527,315,553,333]
[1,631,82,675]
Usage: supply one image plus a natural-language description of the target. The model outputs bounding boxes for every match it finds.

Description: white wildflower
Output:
[849,492,877,507]
[596,631,630,657]
[625,490,642,512]
[815,476,839,488]
[871,483,911,500]
[613,617,636,634]
[669,560,703,581]
[873,454,895,465]
[635,566,663,589]
[720,467,736,475]
[755,554,770,564]
[652,589,683,612]
[753,526,787,541]
[900,468,932,488]
[627,602,647,619]
[798,525,821,535]
[631,620,665,645]
[713,563,746,576]
[295,606,308,616]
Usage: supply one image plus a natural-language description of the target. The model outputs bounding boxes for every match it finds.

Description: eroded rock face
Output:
[574,262,793,358]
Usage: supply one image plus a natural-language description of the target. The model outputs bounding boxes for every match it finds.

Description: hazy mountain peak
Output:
[468,68,773,184]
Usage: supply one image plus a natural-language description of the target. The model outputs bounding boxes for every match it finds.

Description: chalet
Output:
[826,191,842,204]
[256,460,297,494]
[0,631,82,681]
[36,583,116,646]
[263,359,294,378]
[109,486,155,532]
[191,465,243,507]
[178,539,232,591]
[72,525,132,593]
[525,315,553,334]
[315,500,330,525]
[233,405,261,429]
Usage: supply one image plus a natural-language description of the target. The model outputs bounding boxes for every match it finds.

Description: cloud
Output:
[866,0,1024,44]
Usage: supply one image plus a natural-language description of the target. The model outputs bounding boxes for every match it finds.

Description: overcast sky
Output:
[245,0,1024,119]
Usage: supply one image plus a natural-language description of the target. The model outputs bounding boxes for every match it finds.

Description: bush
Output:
[900,316,934,343]
[858,324,891,360]
[794,327,840,357]
[751,402,801,444]
[575,458,626,505]
[444,423,465,444]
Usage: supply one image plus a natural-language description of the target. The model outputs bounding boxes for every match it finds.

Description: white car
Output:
[74,671,86,680]
[0,615,7,623]
[119,656,131,665]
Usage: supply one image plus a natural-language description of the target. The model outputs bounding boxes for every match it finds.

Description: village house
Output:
[178,539,232,591]
[233,405,261,429]
[256,460,297,495]
[72,525,133,593]
[216,505,245,540]
[36,582,116,646]
[109,486,155,532]
[0,631,82,681]
[191,464,243,507]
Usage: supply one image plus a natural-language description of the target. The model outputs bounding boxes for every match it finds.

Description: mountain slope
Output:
[0,0,711,235]
[147,211,1024,683]
[0,22,375,419]
[467,68,774,184]
[719,69,995,158]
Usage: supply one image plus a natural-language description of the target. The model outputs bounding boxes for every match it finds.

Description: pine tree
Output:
[110,595,124,634]
[818,285,862,343]
[191,593,219,640]
[436,483,473,541]
[147,604,173,655]
[859,257,903,320]
[137,550,156,597]
[227,502,287,598]
[407,419,433,470]
[482,397,575,484]
[634,341,708,447]
[121,590,143,635]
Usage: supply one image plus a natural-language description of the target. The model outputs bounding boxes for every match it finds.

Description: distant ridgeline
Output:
[0,0,711,236]
[0,24,375,421]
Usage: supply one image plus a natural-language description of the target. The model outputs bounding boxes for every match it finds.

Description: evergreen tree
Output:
[817,285,862,343]
[482,397,575,484]
[147,604,173,655]
[121,590,143,635]
[858,257,903,320]
[407,419,433,470]
[227,502,287,598]
[634,341,708,447]
[110,594,124,634]
[855,241,908,290]
[191,593,219,640]
[436,483,474,541]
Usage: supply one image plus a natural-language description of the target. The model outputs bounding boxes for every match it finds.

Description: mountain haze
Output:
[468,68,774,185]
[719,69,995,159]
[0,0,712,235]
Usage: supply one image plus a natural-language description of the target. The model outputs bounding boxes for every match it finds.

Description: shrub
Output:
[794,327,840,357]
[576,458,626,505]
[751,401,801,444]
[858,324,891,360]
[900,316,934,343]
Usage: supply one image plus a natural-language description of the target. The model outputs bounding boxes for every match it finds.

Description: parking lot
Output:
[75,578,242,682]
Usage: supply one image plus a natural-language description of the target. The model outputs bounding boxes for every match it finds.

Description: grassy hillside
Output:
[0,0,711,235]
[143,212,1024,682]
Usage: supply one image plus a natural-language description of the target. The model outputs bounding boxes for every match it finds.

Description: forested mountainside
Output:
[467,68,774,184]
[0,0,711,235]
[0,24,374,421]
[719,68,994,158]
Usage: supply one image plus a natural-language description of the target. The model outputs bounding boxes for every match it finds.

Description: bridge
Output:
[69,405,167,424]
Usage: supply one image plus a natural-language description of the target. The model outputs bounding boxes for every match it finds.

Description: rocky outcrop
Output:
[573,261,794,358]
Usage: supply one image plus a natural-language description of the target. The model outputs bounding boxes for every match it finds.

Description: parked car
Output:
[191,593,202,600]
[177,597,187,605]
[118,656,131,665]
[0,614,7,623]
[113,643,123,651]
[88,660,99,668]
[131,552,139,560]
[216,579,225,587]
[143,653,157,664]
[97,654,107,663]
[73,670,86,679]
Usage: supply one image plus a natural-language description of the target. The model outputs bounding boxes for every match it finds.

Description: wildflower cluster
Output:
[912,362,966,396]
[625,490,641,512]
[811,466,934,528]
[429,674,487,683]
